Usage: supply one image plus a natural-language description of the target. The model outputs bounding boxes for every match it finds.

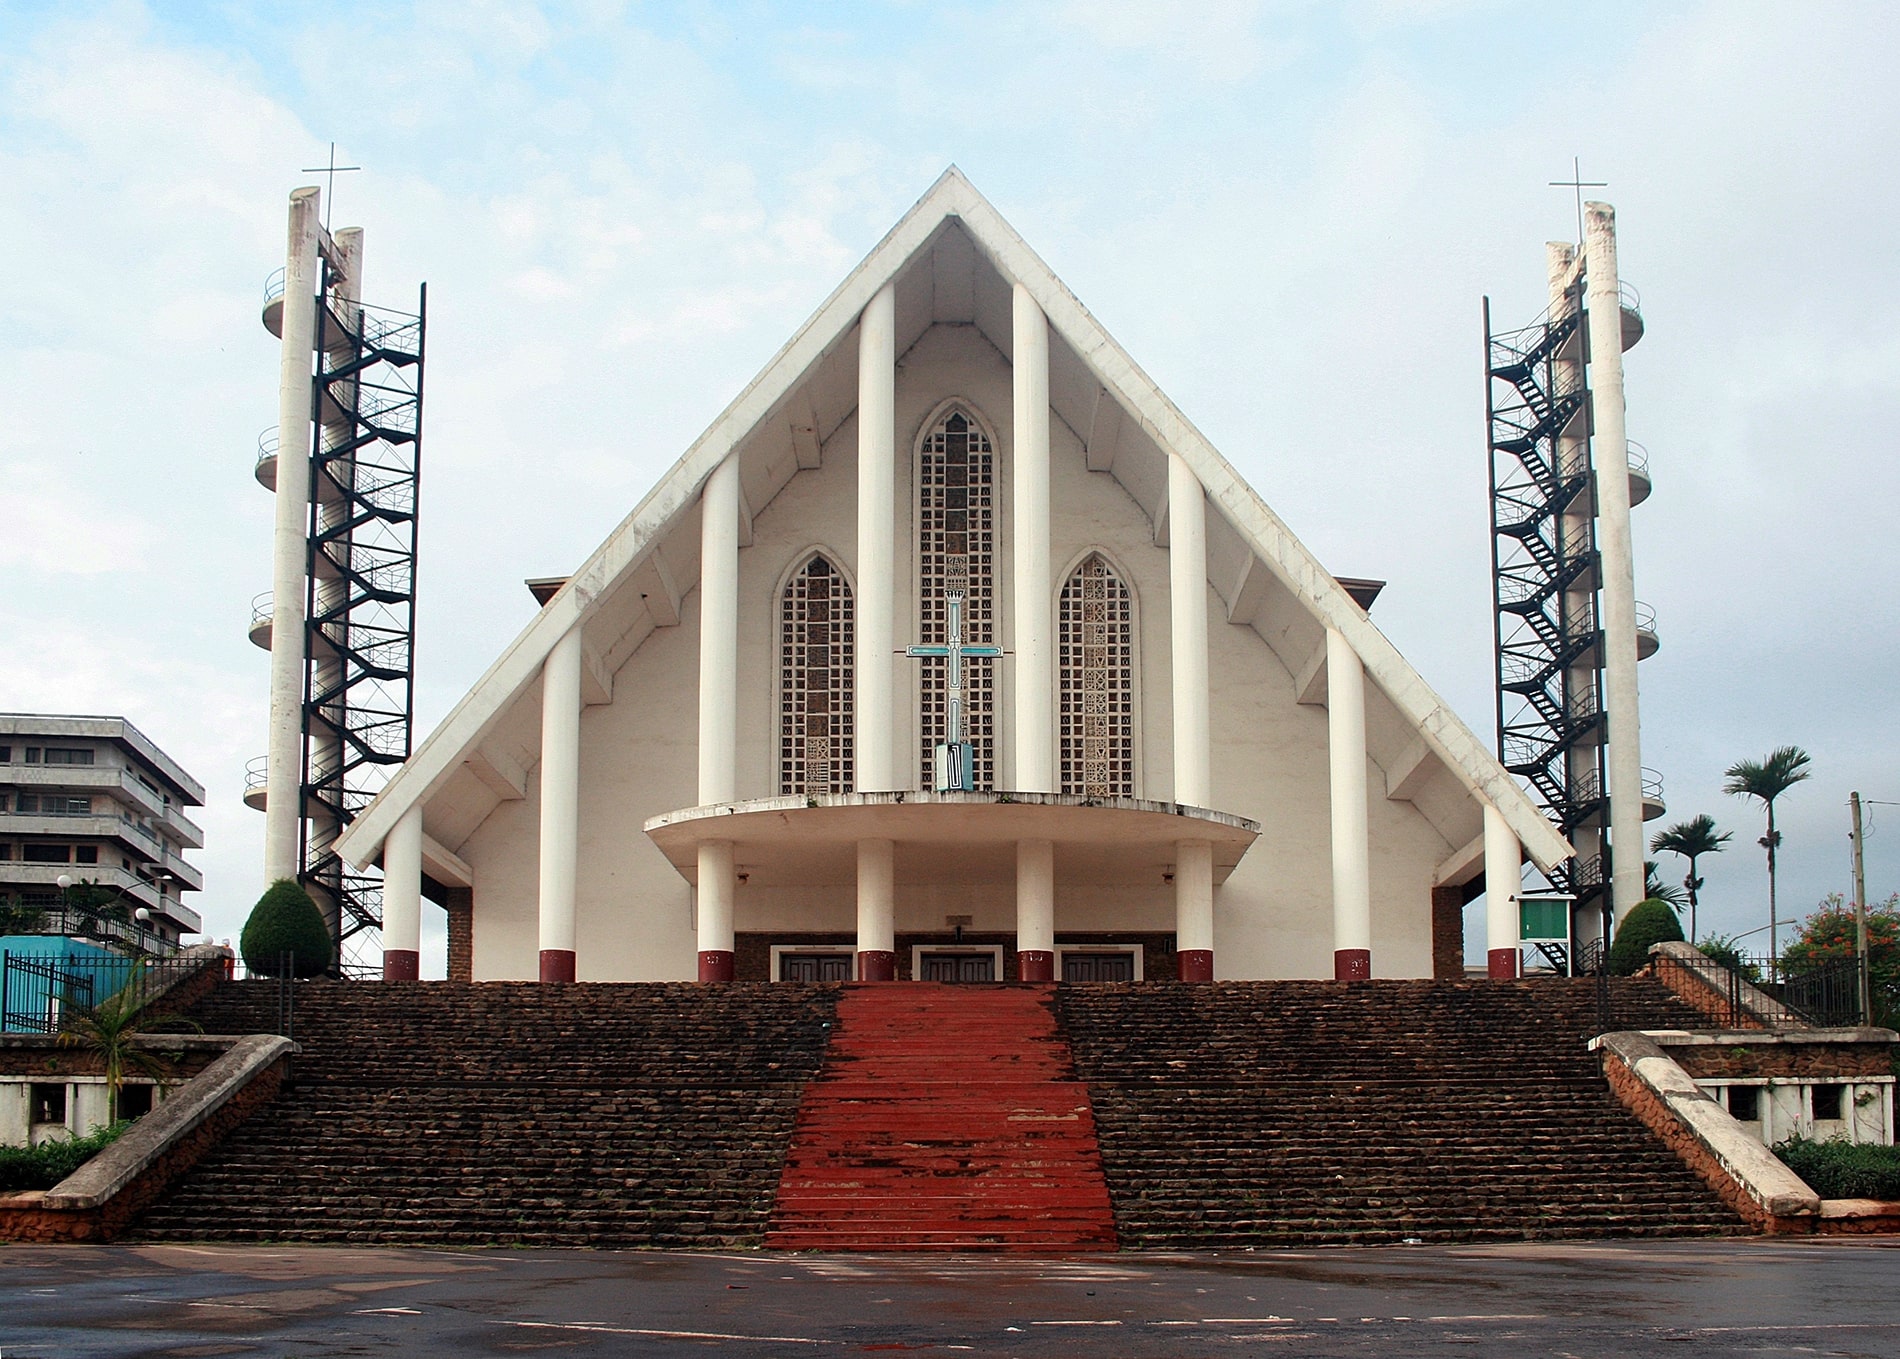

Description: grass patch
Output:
[0,1121,131,1193]
[1774,1135,1900,1200]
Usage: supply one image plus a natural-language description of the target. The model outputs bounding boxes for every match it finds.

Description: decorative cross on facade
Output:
[905,582,1003,791]
[301,142,361,229]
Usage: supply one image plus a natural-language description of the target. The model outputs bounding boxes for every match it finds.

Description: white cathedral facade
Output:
[336,170,1568,985]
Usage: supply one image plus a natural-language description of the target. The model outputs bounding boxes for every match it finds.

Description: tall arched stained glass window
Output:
[917,408,996,789]
[1058,553,1135,798]
[780,554,854,794]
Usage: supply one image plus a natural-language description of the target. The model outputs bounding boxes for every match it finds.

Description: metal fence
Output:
[0,949,217,1033]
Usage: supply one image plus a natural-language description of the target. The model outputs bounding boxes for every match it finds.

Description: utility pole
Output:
[1852,792,1871,1026]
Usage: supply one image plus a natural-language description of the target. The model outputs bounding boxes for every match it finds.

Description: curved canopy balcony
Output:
[248,592,273,650]
[262,268,286,339]
[243,755,268,811]
[255,427,279,491]
[1634,601,1660,660]
[1619,281,1644,351]
[645,791,1260,890]
[1642,766,1666,821]
[1625,441,1652,507]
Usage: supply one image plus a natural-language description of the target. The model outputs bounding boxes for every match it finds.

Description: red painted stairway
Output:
[766,983,1118,1252]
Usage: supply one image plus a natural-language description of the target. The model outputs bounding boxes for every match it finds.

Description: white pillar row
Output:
[1012,282,1054,794]
[381,804,423,981]
[1168,451,1211,808]
[697,839,735,983]
[1326,627,1372,981]
[1175,839,1214,982]
[1583,202,1646,927]
[537,624,583,982]
[697,454,741,980]
[856,837,896,981]
[1017,838,1055,981]
[263,186,323,886]
[855,284,897,793]
[1484,802,1522,980]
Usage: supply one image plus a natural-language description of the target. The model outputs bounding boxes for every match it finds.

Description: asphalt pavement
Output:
[5,1237,1898,1357]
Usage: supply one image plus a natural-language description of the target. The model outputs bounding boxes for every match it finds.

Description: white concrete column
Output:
[1012,283,1054,794]
[1175,839,1214,981]
[1326,627,1372,980]
[537,624,583,982]
[1484,802,1522,980]
[699,455,740,806]
[696,839,735,982]
[1168,452,1210,807]
[1584,202,1646,925]
[1016,838,1055,981]
[264,187,322,886]
[382,804,423,981]
[856,284,897,792]
[856,837,895,980]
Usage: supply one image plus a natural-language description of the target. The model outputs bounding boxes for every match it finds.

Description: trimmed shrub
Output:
[1608,897,1685,976]
[1774,1135,1900,1201]
[0,1121,129,1192]
[240,879,333,978]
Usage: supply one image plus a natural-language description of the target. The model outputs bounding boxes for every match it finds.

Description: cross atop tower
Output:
[301,142,361,229]
[1549,156,1607,244]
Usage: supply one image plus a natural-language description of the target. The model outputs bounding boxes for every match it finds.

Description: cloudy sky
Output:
[3,0,1895,970]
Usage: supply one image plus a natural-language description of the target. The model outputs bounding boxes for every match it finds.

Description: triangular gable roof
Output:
[336,168,1569,874]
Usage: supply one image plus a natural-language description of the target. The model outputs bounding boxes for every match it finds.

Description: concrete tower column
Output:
[1175,839,1214,982]
[381,804,423,981]
[1326,627,1372,980]
[697,455,740,981]
[1484,802,1522,979]
[856,284,897,793]
[264,187,322,885]
[538,624,583,982]
[1016,838,1055,981]
[697,840,735,982]
[1012,283,1054,794]
[1168,452,1210,807]
[856,837,896,980]
[1584,202,1646,926]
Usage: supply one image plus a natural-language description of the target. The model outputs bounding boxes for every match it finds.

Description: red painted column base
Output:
[698,950,735,982]
[1018,950,1055,982]
[1488,947,1520,980]
[857,950,896,981]
[383,949,420,982]
[1333,948,1371,981]
[539,949,576,983]
[1177,949,1214,982]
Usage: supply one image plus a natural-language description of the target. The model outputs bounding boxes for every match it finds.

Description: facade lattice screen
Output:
[1058,554,1135,798]
[917,409,995,789]
[779,554,854,794]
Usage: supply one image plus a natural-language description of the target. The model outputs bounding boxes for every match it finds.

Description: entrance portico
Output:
[645,792,1258,981]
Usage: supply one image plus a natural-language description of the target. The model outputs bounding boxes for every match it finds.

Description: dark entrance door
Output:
[919,952,996,982]
[780,953,854,982]
[1061,952,1136,982]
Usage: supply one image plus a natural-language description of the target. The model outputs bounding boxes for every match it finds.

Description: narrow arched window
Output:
[917,408,997,789]
[1059,553,1135,798]
[780,554,854,794]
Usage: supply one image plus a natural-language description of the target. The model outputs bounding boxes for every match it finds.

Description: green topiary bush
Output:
[240,879,333,978]
[1774,1135,1900,1200]
[1608,897,1685,975]
[0,1121,129,1192]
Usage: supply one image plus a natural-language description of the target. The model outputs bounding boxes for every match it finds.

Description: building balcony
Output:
[1626,441,1652,507]
[255,427,279,491]
[249,593,273,651]
[244,756,268,811]
[262,268,286,339]
[1642,766,1666,821]
[1619,282,1643,351]
[0,862,201,936]
[1635,601,1660,660]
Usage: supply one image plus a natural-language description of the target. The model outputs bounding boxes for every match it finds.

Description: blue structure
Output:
[0,936,133,1034]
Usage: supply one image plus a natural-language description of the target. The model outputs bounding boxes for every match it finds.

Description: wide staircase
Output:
[765,983,1116,1251]
[1057,978,1746,1248]
[130,981,836,1247]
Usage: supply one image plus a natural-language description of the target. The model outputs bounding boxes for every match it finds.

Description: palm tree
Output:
[1643,861,1687,909]
[1651,814,1734,945]
[56,961,199,1123]
[1724,746,1813,973]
